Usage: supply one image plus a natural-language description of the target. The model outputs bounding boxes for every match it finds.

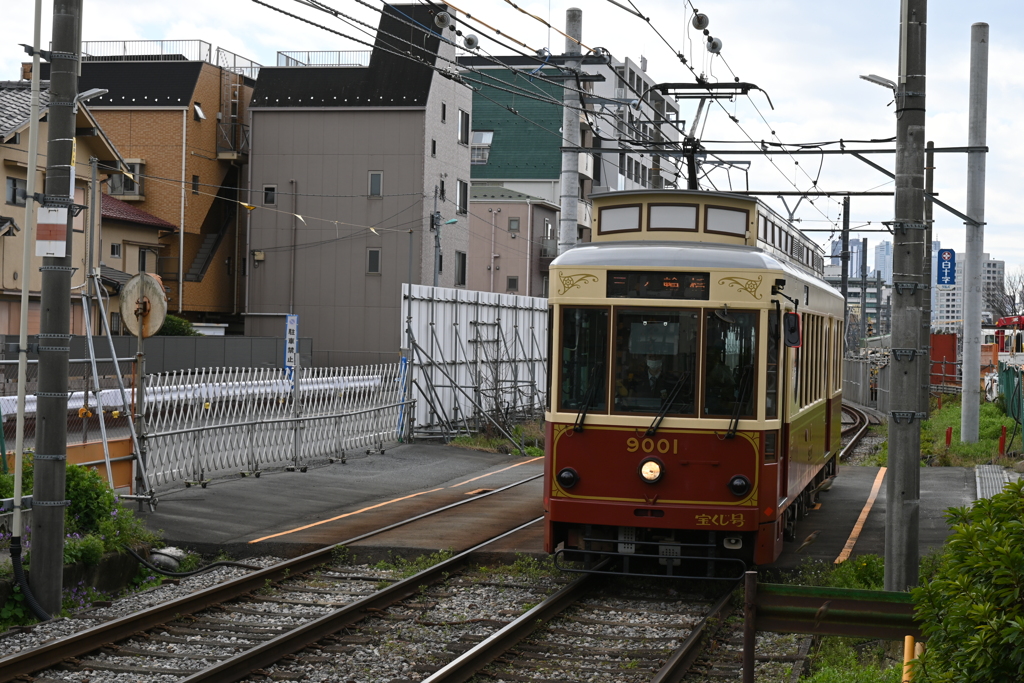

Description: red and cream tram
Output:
[544,189,844,578]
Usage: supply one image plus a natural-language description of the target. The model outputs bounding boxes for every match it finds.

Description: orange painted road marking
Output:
[249,488,444,544]
[835,467,886,564]
[449,458,540,488]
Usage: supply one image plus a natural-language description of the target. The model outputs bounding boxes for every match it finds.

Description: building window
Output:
[368,171,383,197]
[431,139,436,157]
[193,102,206,121]
[455,250,467,286]
[471,131,493,164]
[507,276,519,292]
[139,248,149,273]
[263,185,276,205]
[109,162,144,197]
[458,109,470,145]
[110,243,122,259]
[5,177,26,206]
[508,217,520,232]
[456,180,468,214]
[111,311,122,335]
[441,102,447,123]
[192,175,200,194]
[439,180,446,201]
[367,248,381,274]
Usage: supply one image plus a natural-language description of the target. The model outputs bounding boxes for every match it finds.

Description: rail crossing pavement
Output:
[139,443,545,561]
[139,441,1016,570]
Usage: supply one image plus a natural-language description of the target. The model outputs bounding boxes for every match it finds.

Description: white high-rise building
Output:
[830,239,865,278]
[933,251,1005,330]
[874,241,893,284]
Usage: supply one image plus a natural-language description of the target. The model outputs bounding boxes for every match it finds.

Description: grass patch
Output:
[374,549,455,579]
[475,554,560,582]
[921,395,1019,466]
[448,419,545,456]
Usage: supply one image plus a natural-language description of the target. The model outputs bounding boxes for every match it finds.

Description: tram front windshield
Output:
[614,310,698,415]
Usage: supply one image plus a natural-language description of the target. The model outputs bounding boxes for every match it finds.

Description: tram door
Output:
[768,309,789,504]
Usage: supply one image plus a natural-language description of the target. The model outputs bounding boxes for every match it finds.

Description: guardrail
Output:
[742,572,920,681]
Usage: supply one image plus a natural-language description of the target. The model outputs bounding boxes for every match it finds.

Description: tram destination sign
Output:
[937,249,956,290]
[608,271,710,300]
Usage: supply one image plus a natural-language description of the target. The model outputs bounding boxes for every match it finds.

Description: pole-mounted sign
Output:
[284,314,299,373]
[937,248,956,289]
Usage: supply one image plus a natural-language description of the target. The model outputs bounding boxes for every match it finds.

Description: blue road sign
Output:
[937,249,956,288]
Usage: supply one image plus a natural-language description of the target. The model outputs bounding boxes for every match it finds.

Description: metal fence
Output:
[403,284,548,439]
[277,50,372,66]
[81,39,211,62]
[0,358,135,452]
[143,364,409,489]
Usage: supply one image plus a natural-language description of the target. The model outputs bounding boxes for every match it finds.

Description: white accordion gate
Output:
[143,364,409,489]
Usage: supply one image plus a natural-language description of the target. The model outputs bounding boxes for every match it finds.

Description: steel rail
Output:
[651,587,737,683]
[179,517,545,682]
[0,474,542,682]
[839,403,870,461]
[421,566,601,682]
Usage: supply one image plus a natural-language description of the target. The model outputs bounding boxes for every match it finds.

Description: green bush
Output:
[912,480,1024,681]
[65,464,116,535]
[63,534,105,566]
[157,314,201,336]
[0,452,34,498]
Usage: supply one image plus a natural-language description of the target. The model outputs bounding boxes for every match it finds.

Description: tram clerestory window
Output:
[613,310,698,415]
[704,310,757,417]
[559,308,609,413]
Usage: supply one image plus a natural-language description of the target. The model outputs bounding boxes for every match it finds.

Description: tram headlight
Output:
[557,467,579,489]
[728,474,752,497]
[638,457,663,484]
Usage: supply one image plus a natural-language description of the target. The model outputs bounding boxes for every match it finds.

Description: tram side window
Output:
[766,310,779,419]
[559,308,609,413]
[613,309,698,415]
[704,311,757,417]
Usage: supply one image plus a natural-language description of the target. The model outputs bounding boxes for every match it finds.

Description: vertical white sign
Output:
[36,206,68,257]
[284,314,299,370]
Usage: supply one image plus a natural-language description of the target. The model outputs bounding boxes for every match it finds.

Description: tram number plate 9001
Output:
[626,437,678,455]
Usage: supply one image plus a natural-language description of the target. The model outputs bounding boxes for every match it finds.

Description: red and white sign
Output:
[36,206,68,257]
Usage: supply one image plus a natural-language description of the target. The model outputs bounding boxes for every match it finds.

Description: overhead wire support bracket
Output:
[891,348,926,362]
[893,281,928,295]
[891,411,928,425]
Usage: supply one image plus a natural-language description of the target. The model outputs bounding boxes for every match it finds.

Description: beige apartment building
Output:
[0,80,124,336]
[467,187,558,297]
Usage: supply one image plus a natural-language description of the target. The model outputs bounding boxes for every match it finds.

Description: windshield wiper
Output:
[725,364,755,439]
[572,364,602,432]
[645,371,691,437]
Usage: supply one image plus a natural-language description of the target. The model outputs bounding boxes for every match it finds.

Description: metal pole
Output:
[841,197,850,352]
[921,141,935,415]
[860,238,869,347]
[557,8,582,256]
[289,178,297,314]
[961,23,989,443]
[885,0,926,593]
[742,570,757,683]
[433,186,441,287]
[32,0,83,615]
[87,157,98,324]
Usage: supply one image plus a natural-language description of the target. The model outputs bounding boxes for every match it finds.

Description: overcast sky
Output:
[5,0,1021,275]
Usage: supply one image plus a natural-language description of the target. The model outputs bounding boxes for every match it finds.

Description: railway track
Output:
[839,403,872,460]
[1,477,547,683]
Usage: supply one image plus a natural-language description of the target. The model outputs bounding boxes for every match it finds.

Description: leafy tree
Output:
[156,314,201,336]
[912,480,1024,681]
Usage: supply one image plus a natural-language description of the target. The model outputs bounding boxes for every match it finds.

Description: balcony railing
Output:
[217,122,251,156]
[277,51,371,67]
[80,39,211,63]
[540,238,558,259]
[216,47,261,80]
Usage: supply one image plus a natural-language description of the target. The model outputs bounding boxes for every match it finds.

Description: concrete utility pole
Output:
[557,8,582,256]
[841,197,850,353]
[432,185,441,287]
[885,0,927,593]
[32,0,83,615]
[961,23,989,443]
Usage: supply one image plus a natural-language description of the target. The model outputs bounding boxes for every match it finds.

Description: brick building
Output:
[37,41,258,331]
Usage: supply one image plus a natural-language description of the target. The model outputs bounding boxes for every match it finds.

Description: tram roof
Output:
[552,241,843,301]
